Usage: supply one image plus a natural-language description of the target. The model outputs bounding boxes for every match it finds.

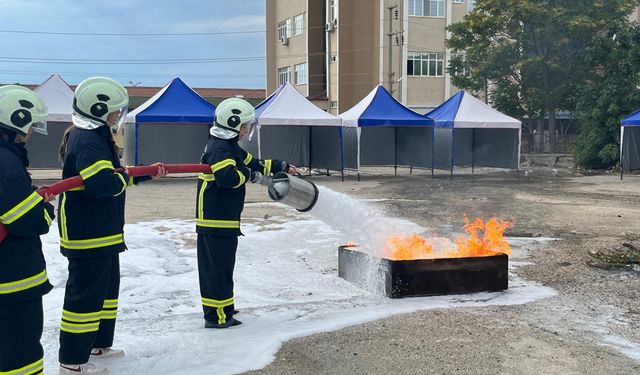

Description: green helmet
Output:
[0,85,48,136]
[73,76,128,128]
[214,98,256,133]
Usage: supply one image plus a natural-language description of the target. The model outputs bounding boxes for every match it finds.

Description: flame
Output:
[382,234,433,260]
[383,217,513,260]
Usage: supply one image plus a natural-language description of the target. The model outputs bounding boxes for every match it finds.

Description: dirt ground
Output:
[33,167,640,374]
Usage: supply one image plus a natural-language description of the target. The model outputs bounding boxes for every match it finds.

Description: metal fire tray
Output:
[338,246,508,298]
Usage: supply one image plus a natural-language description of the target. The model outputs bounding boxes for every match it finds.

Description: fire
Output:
[382,234,433,260]
[383,216,513,260]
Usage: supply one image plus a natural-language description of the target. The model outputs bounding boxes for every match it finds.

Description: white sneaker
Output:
[59,362,108,374]
[90,347,125,359]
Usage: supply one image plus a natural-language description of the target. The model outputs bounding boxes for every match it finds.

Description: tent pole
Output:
[339,127,345,183]
[134,123,140,166]
[450,128,455,178]
[471,128,476,175]
[308,126,312,176]
[620,126,624,181]
[394,127,398,176]
[431,127,435,179]
[410,166,413,175]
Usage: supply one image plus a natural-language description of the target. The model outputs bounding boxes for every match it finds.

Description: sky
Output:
[0,0,267,88]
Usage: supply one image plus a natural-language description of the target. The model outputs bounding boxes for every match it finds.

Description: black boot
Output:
[204,317,242,329]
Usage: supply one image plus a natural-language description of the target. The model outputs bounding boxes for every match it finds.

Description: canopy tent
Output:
[620,110,640,179]
[339,85,434,178]
[426,90,522,175]
[27,74,75,168]
[242,82,343,173]
[123,78,215,165]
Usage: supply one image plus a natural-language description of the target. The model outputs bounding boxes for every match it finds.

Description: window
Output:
[294,63,308,85]
[468,0,476,11]
[277,19,291,41]
[294,14,304,36]
[452,0,464,3]
[278,66,291,85]
[408,0,444,17]
[330,54,337,63]
[330,0,338,21]
[407,52,444,77]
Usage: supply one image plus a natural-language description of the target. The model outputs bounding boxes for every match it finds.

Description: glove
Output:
[250,170,273,187]
[249,170,264,184]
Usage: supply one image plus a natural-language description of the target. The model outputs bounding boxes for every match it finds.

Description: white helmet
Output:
[73,76,128,129]
[0,85,48,136]
[212,98,256,140]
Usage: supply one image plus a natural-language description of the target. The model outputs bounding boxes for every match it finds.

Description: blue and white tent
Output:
[426,90,522,174]
[123,78,215,165]
[339,85,434,176]
[620,110,640,178]
[242,82,343,173]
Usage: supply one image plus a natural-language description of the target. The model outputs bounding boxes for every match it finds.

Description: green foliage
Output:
[447,0,640,166]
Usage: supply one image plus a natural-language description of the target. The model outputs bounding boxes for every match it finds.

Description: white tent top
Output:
[125,81,171,123]
[426,90,521,129]
[255,82,342,126]
[34,74,74,122]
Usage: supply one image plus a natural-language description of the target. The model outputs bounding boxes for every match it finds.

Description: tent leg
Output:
[357,172,361,182]
[341,170,344,182]
[394,164,397,176]
[410,166,413,175]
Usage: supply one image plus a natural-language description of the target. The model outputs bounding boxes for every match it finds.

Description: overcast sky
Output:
[0,0,266,88]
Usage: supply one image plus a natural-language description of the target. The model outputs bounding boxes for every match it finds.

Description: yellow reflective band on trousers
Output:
[0,191,43,225]
[0,357,44,375]
[62,309,102,323]
[202,297,234,325]
[60,321,100,334]
[263,159,272,175]
[243,153,253,164]
[60,233,124,250]
[79,160,114,180]
[196,219,240,229]
[0,270,48,295]
[210,158,236,173]
[101,309,117,320]
[103,299,118,309]
[233,170,246,188]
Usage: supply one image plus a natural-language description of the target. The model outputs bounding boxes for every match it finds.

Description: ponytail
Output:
[58,125,74,165]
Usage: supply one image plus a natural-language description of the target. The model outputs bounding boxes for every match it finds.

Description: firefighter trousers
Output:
[59,254,120,365]
[197,234,237,324]
[0,297,45,374]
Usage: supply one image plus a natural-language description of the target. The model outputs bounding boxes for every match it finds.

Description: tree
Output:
[574,22,640,169]
[447,0,639,152]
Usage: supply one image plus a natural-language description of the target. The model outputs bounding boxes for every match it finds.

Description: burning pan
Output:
[338,246,508,298]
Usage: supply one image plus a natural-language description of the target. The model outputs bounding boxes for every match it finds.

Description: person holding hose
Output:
[57,77,166,375]
[0,85,53,375]
[196,98,297,329]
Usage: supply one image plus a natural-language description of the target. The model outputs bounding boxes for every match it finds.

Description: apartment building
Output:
[266,0,477,115]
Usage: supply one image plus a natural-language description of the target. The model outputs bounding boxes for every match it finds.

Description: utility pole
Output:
[387,4,397,93]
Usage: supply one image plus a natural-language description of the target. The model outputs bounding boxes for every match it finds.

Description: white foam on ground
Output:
[39,217,556,375]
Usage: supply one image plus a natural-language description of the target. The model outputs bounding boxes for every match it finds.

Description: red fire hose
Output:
[0,164,212,242]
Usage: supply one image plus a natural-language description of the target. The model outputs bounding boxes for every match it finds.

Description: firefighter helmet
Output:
[0,85,48,136]
[73,76,128,128]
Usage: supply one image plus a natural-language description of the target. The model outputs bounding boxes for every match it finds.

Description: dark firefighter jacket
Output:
[58,126,148,258]
[0,140,54,304]
[196,136,286,236]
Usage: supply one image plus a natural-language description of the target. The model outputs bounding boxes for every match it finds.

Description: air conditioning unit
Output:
[281,37,289,46]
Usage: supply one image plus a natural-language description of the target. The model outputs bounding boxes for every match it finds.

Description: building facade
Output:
[266,0,477,115]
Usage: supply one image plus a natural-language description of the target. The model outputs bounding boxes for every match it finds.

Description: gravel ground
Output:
[32,167,640,374]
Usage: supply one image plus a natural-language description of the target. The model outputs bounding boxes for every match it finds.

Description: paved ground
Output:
[32,167,640,374]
